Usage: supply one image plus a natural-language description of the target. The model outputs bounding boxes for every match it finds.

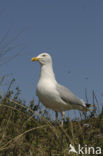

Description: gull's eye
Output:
[42,54,46,57]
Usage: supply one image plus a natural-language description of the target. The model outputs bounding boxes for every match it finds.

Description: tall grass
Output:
[0,80,103,156]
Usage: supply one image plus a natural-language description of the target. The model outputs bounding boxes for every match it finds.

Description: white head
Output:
[31,52,52,65]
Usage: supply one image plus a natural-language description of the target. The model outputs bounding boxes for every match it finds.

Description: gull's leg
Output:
[55,111,58,122]
[61,111,65,126]
[38,100,40,105]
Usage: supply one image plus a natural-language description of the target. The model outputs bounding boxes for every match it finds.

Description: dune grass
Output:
[0,84,103,156]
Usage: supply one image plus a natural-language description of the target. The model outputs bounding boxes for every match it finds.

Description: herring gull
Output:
[31,53,94,124]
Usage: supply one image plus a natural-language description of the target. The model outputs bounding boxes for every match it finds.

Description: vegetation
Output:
[0,80,103,156]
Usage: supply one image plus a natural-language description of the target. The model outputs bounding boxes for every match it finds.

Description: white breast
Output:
[36,79,64,110]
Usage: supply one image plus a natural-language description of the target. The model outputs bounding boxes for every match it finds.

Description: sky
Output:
[0,0,103,118]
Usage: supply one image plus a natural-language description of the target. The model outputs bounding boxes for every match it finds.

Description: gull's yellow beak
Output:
[31,57,40,62]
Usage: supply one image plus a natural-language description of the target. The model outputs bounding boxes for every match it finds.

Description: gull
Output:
[31,53,93,125]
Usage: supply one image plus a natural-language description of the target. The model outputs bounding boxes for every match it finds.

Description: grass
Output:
[0,85,103,156]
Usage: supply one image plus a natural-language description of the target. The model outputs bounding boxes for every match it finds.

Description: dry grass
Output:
[0,86,103,156]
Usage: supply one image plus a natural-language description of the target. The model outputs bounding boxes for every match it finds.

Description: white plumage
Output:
[31,52,93,124]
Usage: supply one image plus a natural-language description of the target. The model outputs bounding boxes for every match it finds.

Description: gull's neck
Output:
[40,63,56,82]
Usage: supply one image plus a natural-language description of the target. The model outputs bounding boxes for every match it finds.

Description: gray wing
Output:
[56,83,86,108]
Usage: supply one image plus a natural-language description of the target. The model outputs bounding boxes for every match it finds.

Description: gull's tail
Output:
[86,103,96,111]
